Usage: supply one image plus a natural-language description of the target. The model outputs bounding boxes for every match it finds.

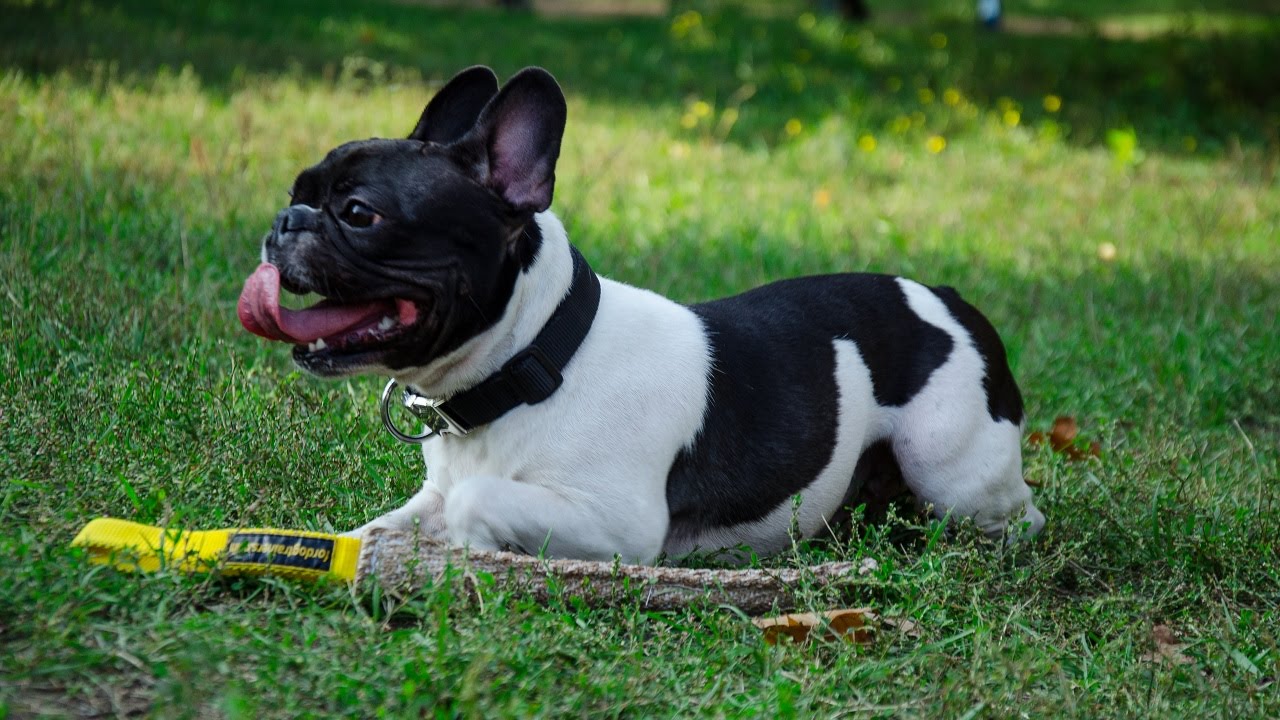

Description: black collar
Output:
[384,245,600,439]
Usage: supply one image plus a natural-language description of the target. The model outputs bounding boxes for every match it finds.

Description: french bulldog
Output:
[238,66,1045,563]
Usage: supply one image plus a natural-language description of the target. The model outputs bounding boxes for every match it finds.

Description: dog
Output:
[238,66,1045,563]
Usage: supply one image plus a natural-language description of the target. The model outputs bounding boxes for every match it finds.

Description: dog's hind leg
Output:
[893,417,1044,542]
[887,278,1045,543]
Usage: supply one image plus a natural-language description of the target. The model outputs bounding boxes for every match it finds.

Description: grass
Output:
[2,0,1279,716]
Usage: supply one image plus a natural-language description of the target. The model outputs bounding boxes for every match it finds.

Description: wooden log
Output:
[357,529,860,614]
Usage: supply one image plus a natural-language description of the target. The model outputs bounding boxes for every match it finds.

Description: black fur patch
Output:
[664,274,955,535]
[929,286,1024,424]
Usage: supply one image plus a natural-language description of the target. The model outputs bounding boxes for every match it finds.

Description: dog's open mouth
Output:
[237,263,421,365]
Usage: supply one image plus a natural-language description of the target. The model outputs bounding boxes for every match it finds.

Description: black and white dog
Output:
[238,66,1044,563]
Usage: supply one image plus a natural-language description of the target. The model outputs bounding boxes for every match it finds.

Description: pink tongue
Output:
[237,263,403,344]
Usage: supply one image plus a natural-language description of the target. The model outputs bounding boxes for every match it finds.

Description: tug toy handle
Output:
[71,518,361,582]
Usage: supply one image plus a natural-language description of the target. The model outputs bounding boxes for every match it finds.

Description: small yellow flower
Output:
[670,10,701,39]
[1043,94,1062,113]
[680,113,698,129]
[691,100,712,118]
[1003,109,1021,127]
[1183,135,1197,152]
[929,32,947,49]
[785,118,803,137]
[943,88,962,106]
[1097,242,1117,262]
[813,187,831,209]
[1107,127,1140,166]
[926,135,947,154]
[858,134,877,152]
[917,88,935,105]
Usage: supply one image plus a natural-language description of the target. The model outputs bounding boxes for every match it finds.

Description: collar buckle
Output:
[380,379,470,444]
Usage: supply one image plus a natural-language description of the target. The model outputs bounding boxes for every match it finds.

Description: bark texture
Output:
[356,529,859,614]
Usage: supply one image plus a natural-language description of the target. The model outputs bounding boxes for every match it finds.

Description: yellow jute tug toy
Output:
[69,517,860,613]
[72,518,362,582]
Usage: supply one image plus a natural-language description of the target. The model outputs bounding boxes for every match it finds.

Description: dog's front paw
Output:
[342,520,431,542]
[342,485,449,542]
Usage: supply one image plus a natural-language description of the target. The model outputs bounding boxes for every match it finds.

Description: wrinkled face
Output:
[240,138,531,377]
[237,65,566,378]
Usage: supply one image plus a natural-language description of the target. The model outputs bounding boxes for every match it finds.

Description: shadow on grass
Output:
[3,0,1278,157]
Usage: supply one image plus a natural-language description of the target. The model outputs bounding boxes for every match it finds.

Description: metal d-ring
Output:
[379,379,434,444]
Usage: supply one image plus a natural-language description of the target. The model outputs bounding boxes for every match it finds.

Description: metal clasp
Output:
[379,379,469,444]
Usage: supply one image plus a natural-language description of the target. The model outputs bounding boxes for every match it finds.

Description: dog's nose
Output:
[277,204,316,235]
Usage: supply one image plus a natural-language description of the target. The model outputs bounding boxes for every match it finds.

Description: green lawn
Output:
[2,0,1279,716]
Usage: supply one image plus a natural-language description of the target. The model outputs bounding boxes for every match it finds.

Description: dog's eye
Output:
[340,201,382,229]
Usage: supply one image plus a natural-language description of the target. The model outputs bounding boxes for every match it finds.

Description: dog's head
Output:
[237,66,567,377]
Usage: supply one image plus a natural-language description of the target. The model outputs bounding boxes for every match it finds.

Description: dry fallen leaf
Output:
[753,608,871,645]
[878,615,923,638]
[1050,415,1079,451]
[1028,415,1101,462]
[1141,624,1194,666]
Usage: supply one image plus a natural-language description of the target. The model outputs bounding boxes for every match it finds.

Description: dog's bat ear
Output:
[409,66,500,145]
[469,67,567,214]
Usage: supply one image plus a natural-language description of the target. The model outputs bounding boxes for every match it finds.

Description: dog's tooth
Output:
[379,316,396,331]
[309,338,327,352]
